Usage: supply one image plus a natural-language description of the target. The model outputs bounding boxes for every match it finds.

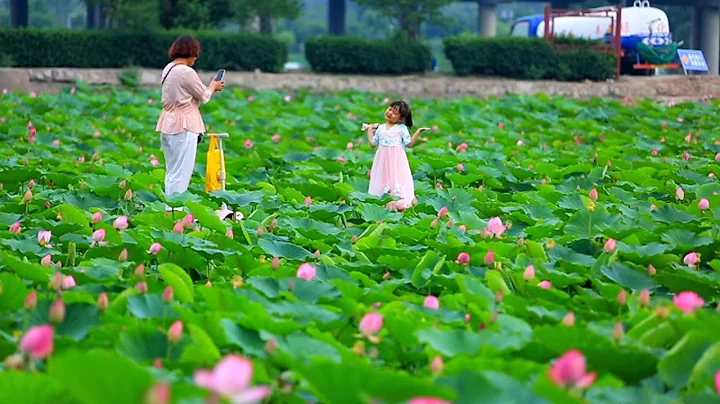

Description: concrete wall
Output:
[2,67,720,102]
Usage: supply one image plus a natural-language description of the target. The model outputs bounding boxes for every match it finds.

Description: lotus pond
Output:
[1,83,720,404]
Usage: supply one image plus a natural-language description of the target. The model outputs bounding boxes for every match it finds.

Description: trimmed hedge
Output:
[0,28,288,73]
[305,36,431,75]
[443,36,616,81]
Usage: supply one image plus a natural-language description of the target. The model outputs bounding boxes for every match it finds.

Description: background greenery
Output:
[0,0,694,73]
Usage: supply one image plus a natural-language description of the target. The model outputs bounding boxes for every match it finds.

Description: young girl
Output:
[364,100,430,210]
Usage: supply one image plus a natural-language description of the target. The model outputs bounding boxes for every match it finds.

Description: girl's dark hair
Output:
[389,100,413,129]
[168,35,201,59]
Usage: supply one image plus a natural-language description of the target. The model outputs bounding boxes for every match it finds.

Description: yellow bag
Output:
[205,136,223,192]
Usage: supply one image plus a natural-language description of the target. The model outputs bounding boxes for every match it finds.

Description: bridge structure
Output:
[326,0,720,75]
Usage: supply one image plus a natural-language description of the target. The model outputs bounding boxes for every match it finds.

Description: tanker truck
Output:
[509,1,677,75]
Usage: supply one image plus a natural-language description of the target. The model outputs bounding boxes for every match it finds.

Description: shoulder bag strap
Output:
[161,63,181,86]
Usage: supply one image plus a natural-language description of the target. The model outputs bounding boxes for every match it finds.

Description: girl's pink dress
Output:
[368,123,416,209]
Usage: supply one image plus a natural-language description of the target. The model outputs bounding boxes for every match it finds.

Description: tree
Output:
[231,0,303,34]
[353,0,454,40]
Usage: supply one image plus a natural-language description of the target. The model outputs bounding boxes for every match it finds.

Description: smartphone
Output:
[215,69,226,81]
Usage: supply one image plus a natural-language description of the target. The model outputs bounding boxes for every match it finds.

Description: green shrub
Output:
[443,35,616,81]
[305,35,431,75]
[0,28,288,73]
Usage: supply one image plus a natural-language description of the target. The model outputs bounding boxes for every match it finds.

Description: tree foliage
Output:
[230,0,303,34]
[353,0,455,39]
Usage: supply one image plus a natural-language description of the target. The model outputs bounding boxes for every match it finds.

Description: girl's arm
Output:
[367,124,379,147]
[406,127,431,148]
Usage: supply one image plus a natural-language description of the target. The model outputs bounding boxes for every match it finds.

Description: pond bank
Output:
[1,67,718,102]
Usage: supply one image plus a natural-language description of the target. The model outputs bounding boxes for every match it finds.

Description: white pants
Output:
[160,131,198,200]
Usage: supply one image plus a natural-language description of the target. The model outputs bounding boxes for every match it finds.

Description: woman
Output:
[155,34,224,210]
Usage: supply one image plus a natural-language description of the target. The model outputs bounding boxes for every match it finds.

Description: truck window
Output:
[511,21,529,37]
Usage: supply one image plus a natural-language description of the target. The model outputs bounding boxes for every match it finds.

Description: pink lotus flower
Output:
[683,252,699,267]
[97,292,108,310]
[698,198,710,210]
[144,382,170,404]
[423,295,440,309]
[9,221,21,234]
[456,142,468,152]
[716,152,720,162]
[247,95,254,102]
[136,281,148,294]
[408,398,452,404]
[19,324,54,359]
[715,370,720,395]
[61,275,76,289]
[456,163,464,172]
[49,299,65,324]
[24,189,32,203]
[296,263,316,280]
[91,211,102,223]
[49,272,63,290]
[37,230,51,246]
[113,215,128,230]
[498,122,505,129]
[639,289,651,306]
[683,152,690,160]
[243,139,254,149]
[359,312,383,336]
[523,265,535,280]
[456,252,470,264]
[483,251,495,265]
[40,254,52,267]
[168,320,183,343]
[539,280,551,289]
[675,187,685,200]
[438,206,448,218]
[163,286,174,303]
[226,229,234,239]
[272,134,281,142]
[548,349,597,389]
[562,312,575,326]
[458,224,467,232]
[589,188,598,201]
[271,257,280,269]
[651,149,659,156]
[173,220,185,234]
[673,291,704,313]
[485,217,506,237]
[284,95,291,102]
[304,196,312,206]
[150,155,160,166]
[193,354,271,404]
[24,290,37,310]
[124,189,133,200]
[148,242,162,254]
[118,248,128,262]
[648,264,657,275]
[135,263,145,276]
[346,142,354,150]
[92,228,105,243]
[119,180,126,189]
[604,238,616,253]
[617,289,627,305]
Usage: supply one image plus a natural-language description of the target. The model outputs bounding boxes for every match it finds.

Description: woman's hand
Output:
[209,79,225,92]
[418,127,431,132]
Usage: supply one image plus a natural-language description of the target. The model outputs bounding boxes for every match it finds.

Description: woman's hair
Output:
[168,35,201,59]
[389,100,413,129]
